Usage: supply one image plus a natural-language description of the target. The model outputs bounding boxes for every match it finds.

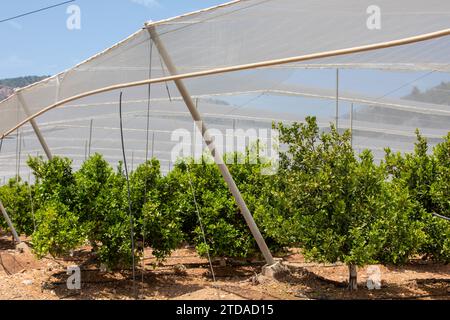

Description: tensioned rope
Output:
[0,0,76,24]
[2,28,450,140]
[158,53,173,102]
[141,38,154,299]
[185,162,221,300]
[119,92,137,298]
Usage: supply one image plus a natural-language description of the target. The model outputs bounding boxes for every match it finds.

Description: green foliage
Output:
[129,159,184,263]
[274,118,423,269]
[169,159,257,259]
[74,154,113,246]
[26,156,82,258]
[129,158,161,224]
[93,164,135,269]
[1,115,449,277]
[140,199,184,261]
[27,156,77,208]
[31,200,85,258]
[383,132,450,262]
[430,133,450,218]
[0,178,36,236]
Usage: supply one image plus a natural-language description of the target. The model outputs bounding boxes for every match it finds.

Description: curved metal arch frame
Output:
[1,28,450,140]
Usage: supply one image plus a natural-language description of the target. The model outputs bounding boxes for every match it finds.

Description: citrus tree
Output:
[133,159,184,262]
[430,133,450,220]
[275,118,423,290]
[0,178,36,237]
[384,132,450,262]
[163,149,284,262]
[27,156,85,258]
[168,159,257,260]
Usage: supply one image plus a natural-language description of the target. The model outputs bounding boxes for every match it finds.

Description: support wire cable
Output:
[140,39,154,299]
[0,0,76,24]
[158,52,173,102]
[119,92,137,298]
[185,163,221,300]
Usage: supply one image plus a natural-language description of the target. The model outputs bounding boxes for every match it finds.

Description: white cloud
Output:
[129,0,161,8]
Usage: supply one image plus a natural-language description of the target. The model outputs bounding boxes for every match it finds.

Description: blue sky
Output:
[0,0,225,78]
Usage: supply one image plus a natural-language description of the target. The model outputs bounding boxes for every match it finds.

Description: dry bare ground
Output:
[0,235,449,300]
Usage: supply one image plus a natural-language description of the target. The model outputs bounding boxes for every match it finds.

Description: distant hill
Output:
[0,86,14,101]
[0,76,49,89]
[404,81,450,106]
[0,75,49,101]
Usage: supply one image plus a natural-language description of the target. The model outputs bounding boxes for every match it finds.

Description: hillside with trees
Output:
[0,76,49,101]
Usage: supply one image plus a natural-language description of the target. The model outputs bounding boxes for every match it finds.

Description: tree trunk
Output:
[348,264,358,291]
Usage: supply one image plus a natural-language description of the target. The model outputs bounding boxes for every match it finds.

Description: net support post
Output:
[336,69,339,130]
[146,23,276,267]
[17,92,53,161]
[0,199,21,244]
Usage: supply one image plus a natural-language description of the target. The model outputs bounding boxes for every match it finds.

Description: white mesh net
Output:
[0,0,449,181]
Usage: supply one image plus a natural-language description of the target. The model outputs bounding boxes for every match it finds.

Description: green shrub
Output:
[74,154,113,247]
[27,156,77,209]
[140,199,184,261]
[274,118,423,289]
[170,159,257,259]
[384,132,450,262]
[32,200,85,258]
[0,178,36,236]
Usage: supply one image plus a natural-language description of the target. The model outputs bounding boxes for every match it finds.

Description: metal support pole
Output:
[336,69,339,130]
[84,140,88,161]
[17,131,22,180]
[0,200,21,243]
[15,129,19,182]
[88,119,93,158]
[0,130,21,244]
[147,25,275,266]
[350,103,354,148]
[151,132,155,158]
[17,93,53,160]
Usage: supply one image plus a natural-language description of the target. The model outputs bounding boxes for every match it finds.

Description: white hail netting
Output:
[0,0,449,180]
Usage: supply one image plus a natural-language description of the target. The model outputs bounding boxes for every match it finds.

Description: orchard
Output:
[1,117,449,293]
